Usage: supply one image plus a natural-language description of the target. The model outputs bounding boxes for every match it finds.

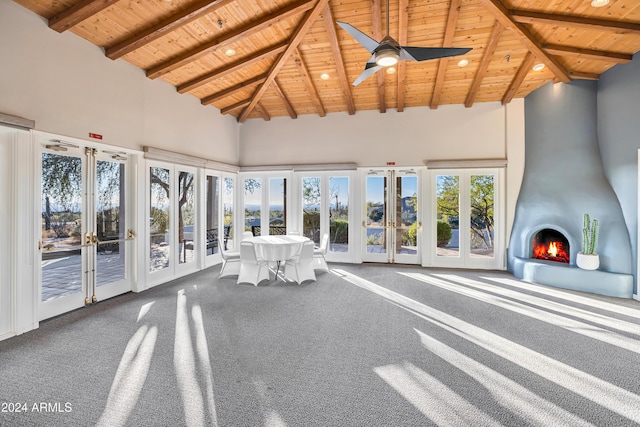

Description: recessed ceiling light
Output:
[590,0,610,7]
[320,73,330,80]
[386,66,396,74]
[457,59,469,67]
[224,48,236,57]
[532,63,545,71]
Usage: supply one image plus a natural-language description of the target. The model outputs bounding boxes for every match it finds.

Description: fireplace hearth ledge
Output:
[511,257,633,298]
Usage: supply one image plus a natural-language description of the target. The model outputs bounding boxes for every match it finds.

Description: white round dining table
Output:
[245,235,310,262]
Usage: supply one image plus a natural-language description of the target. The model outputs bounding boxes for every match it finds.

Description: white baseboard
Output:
[0,331,16,342]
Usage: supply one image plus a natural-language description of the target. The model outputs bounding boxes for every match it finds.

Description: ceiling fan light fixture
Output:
[532,63,545,71]
[375,49,399,67]
[590,0,610,7]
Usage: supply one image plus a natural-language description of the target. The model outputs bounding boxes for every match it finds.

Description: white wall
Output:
[0,1,239,163]
[239,102,516,166]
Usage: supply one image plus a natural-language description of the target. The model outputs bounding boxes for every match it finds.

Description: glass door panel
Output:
[302,177,321,245]
[223,177,234,250]
[469,174,495,259]
[244,178,262,236]
[178,171,195,264]
[329,176,349,254]
[269,177,286,235]
[364,174,387,260]
[95,159,126,287]
[435,175,460,258]
[150,167,170,272]
[41,151,85,305]
[394,172,420,263]
[205,175,219,257]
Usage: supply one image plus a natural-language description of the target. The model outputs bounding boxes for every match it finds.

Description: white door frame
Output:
[295,171,358,263]
[37,132,136,320]
[426,167,505,270]
[361,167,423,265]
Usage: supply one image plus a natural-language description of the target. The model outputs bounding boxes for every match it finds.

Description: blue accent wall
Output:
[511,80,632,274]
[598,53,640,295]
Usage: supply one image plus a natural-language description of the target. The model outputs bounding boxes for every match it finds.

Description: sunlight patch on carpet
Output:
[96,324,157,427]
[414,328,592,426]
[401,272,640,354]
[375,362,501,426]
[332,268,640,425]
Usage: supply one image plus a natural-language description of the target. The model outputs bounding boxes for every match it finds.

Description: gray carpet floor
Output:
[1,263,640,427]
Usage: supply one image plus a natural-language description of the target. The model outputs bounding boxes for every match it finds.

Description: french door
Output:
[298,172,355,262]
[429,168,503,269]
[39,141,132,320]
[363,169,421,264]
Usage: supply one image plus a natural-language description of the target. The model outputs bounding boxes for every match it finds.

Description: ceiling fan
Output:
[337,2,472,86]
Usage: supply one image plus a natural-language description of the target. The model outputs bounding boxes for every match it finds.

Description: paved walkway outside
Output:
[42,253,125,302]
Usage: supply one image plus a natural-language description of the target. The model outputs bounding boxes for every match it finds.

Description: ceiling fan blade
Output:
[336,22,380,53]
[401,47,472,62]
[353,63,382,86]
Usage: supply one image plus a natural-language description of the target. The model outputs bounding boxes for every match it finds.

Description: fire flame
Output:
[532,241,569,263]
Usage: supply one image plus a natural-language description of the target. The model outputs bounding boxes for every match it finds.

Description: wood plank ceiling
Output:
[13,0,640,121]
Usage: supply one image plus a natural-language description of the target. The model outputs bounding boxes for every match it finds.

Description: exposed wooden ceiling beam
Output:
[177,42,287,93]
[106,0,235,60]
[271,79,298,119]
[430,0,463,110]
[396,0,409,112]
[146,0,314,80]
[511,10,640,34]
[323,4,355,115]
[291,48,326,117]
[502,51,534,105]
[569,71,600,80]
[201,75,267,106]
[372,0,386,113]
[477,0,571,83]
[465,21,504,108]
[255,102,271,121]
[221,99,251,115]
[49,0,119,33]
[544,44,632,64]
[238,0,330,123]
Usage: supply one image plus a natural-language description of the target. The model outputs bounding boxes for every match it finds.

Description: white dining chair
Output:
[237,241,270,286]
[313,233,329,272]
[284,240,316,284]
[242,231,254,240]
[219,240,241,278]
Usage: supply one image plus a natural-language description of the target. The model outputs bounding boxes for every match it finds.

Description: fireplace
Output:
[531,229,570,264]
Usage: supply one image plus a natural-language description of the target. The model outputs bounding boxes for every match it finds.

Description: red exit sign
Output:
[386,161,395,166]
[89,132,103,140]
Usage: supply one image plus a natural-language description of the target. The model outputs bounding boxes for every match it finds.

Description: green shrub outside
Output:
[330,219,349,243]
[437,220,452,247]
[403,222,418,246]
